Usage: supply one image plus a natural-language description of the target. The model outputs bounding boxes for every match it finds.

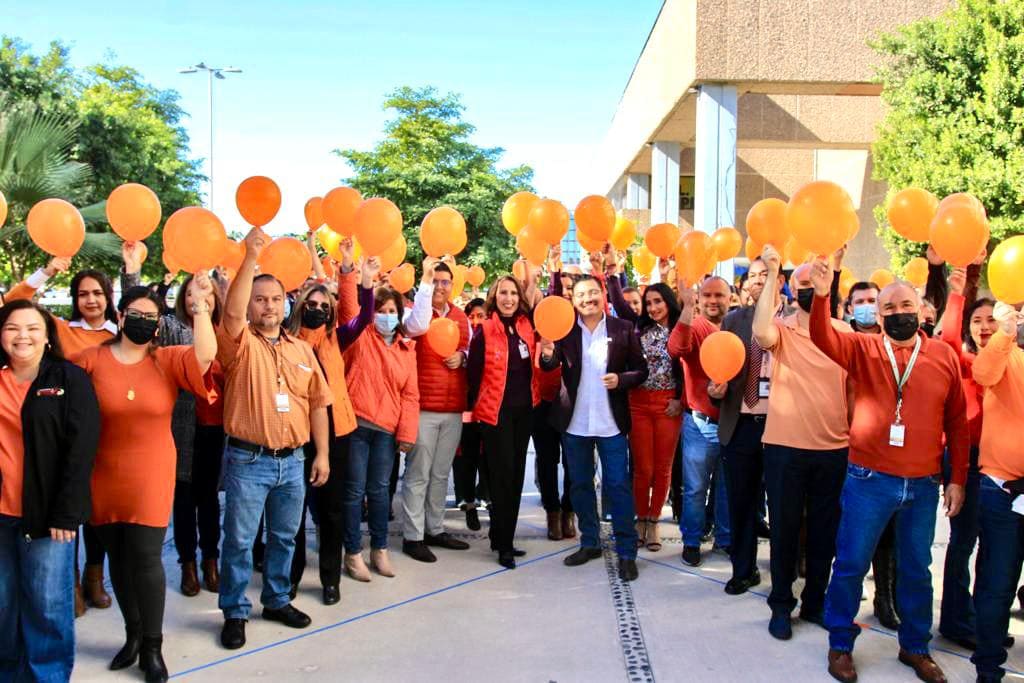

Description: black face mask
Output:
[796,288,815,313]
[920,322,936,338]
[883,313,919,341]
[123,317,158,345]
[302,308,328,330]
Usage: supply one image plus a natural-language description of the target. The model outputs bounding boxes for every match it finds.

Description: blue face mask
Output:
[374,313,399,335]
[852,303,878,327]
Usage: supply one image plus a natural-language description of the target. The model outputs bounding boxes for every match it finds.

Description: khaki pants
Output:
[401,411,463,541]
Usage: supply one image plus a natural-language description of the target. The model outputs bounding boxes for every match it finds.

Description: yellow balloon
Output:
[869,268,895,289]
[903,257,929,288]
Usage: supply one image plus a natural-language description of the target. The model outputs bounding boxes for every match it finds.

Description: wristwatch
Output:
[190,302,211,315]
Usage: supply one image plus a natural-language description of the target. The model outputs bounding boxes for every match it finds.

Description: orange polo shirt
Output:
[762,314,851,451]
[0,369,32,517]
[974,330,1024,481]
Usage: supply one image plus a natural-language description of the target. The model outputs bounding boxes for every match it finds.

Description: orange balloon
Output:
[163,249,180,274]
[746,198,789,247]
[321,256,336,279]
[534,295,576,341]
[574,195,615,242]
[745,237,763,262]
[887,188,938,242]
[939,192,987,221]
[632,245,657,275]
[450,264,468,301]
[378,235,407,273]
[258,237,312,292]
[903,257,929,287]
[930,202,990,267]
[425,317,460,357]
[389,263,416,294]
[322,186,363,236]
[675,231,714,287]
[700,331,746,384]
[236,176,281,227]
[786,181,859,257]
[106,183,161,241]
[304,197,324,231]
[162,207,227,273]
[784,237,811,267]
[610,215,637,251]
[577,228,606,253]
[466,265,485,288]
[0,191,7,229]
[137,242,149,263]
[353,198,403,257]
[869,268,895,289]
[26,198,85,257]
[220,240,246,273]
[711,227,743,261]
[317,227,345,262]
[516,225,549,266]
[502,191,538,236]
[421,206,467,257]
[529,199,570,246]
[511,260,528,283]
[988,235,1024,304]
[645,223,681,259]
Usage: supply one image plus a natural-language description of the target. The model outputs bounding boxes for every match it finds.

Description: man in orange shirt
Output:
[753,248,851,641]
[216,227,332,651]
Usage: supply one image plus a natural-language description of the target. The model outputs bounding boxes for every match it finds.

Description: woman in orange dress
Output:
[73,275,216,683]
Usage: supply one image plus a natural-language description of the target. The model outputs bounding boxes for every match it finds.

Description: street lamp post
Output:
[178,62,242,210]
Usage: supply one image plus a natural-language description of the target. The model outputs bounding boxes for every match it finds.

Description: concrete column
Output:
[609,176,628,211]
[625,173,650,210]
[694,83,738,282]
[650,142,680,225]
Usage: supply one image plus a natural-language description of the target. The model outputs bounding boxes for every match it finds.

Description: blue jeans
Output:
[939,451,981,639]
[680,412,730,548]
[218,446,306,620]
[562,433,638,560]
[0,515,75,682]
[972,476,1024,680]
[824,463,939,654]
[344,426,395,554]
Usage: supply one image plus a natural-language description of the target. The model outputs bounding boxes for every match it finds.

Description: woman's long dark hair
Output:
[484,276,530,318]
[287,283,336,337]
[0,300,64,365]
[103,286,164,348]
[69,269,117,323]
[964,297,997,355]
[637,282,680,332]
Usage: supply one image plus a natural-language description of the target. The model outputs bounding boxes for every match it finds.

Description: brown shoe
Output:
[83,563,112,608]
[180,561,201,597]
[561,511,577,539]
[201,558,220,593]
[827,649,857,683]
[898,650,947,683]
[74,569,87,618]
[547,511,563,541]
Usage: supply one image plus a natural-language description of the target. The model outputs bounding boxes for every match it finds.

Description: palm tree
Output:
[0,93,121,282]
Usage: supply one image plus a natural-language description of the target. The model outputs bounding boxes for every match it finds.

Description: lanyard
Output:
[883,335,921,424]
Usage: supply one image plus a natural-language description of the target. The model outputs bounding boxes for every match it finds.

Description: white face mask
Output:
[375,313,399,335]
[852,303,878,327]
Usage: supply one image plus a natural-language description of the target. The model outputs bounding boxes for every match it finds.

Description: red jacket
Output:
[470,313,540,426]
[416,306,470,413]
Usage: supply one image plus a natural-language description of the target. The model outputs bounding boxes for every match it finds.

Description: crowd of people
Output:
[1,226,1022,683]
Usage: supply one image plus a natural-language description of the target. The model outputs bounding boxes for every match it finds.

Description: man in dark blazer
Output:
[539,274,649,581]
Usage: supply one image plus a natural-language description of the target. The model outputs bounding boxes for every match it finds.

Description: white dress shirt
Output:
[567,315,619,438]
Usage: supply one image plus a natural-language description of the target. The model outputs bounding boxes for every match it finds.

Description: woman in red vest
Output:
[467,276,539,569]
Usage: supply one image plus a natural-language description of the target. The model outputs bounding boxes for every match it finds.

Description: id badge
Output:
[275,392,291,413]
[518,340,530,359]
[889,423,905,448]
[758,379,771,398]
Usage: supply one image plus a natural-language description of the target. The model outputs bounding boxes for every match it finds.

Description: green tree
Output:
[336,86,534,280]
[872,0,1024,272]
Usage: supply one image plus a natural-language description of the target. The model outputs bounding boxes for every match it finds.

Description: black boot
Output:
[139,635,169,682]
[872,547,900,630]
[109,626,141,670]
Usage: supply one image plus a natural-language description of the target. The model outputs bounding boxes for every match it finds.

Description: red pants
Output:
[629,388,682,519]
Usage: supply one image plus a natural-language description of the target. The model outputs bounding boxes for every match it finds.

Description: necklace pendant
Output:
[127,389,135,401]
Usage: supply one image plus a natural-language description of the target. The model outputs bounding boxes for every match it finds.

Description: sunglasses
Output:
[305,301,331,312]
[125,309,160,322]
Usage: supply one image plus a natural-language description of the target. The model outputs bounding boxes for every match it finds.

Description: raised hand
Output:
[244,227,269,260]
[362,256,381,286]
[809,257,831,297]
[422,256,438,282]
[44,256,72,277]
[948,267,967,296]
[926,245,944,266]
[761,243,782,274]
[122,241,146,273]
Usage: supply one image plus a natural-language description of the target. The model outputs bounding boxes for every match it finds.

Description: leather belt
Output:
[227,436,296,458]
[689,410,718,425]
[739,414,767,423]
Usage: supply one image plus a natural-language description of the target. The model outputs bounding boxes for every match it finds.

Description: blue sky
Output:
[8,1,663,235]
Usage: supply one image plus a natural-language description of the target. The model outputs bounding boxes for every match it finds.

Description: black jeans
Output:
[533,401,572,514]
[173,424,224,563]
[722,415,766,581]
[764,444,847,615]
[93,523,168,638]
[454,422,490,506]
[480,405,532,552]
[291,435,348,588]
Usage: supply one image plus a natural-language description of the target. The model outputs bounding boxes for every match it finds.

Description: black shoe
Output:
[492,545,526,557]
[681,546,702,567]
[618,558,638,581]
[768,612,792,641]
[220,619,246,650]
[424,532,470,550]
[139,635,168,683]
[322,585,340,606]
[465,507,481,531]
[109,630,141,670]
[402,540,437,563]
[263,604,311,629]
[798,610,825,628]
[564,547,603,567]
[724,571,761,595]
[498,551,516,569]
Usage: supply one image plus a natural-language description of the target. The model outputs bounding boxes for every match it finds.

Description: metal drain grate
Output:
[601,524,655,683]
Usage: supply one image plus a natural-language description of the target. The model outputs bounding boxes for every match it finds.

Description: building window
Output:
[680,176,695,211]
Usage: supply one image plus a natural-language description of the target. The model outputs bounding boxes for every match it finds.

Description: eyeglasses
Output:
[305,301,331,312]
[434,279,453,288]
[125,309,160,322]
